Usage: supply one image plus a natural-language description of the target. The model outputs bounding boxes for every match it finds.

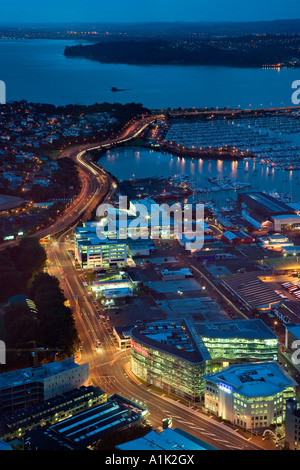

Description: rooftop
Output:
[239,192,297,216]
[0,357,82,389]
[0,386,106,436]
[116,427,218,451]
[203,361,296,397]
[195,319,278,340]
[222,271,282,309]
[130,320,211,364]
[24,394,145,450]
[286,322,300,339]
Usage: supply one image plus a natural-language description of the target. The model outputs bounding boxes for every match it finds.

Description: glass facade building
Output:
[196,319,278,366]
[130,321,210,402]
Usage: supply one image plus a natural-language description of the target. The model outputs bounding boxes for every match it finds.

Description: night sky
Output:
[0,0,299,23]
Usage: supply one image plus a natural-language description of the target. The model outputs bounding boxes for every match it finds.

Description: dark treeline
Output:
[0,237,47,302]
[64,35,300,67]
[28,101,150,123]
[0,239,78,369]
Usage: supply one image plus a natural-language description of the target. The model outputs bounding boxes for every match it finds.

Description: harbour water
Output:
[1,39,299,206]
[0,39,299,109]
[99,147,300,208]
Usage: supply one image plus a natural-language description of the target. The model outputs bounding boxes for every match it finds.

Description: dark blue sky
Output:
[1,0,300,23]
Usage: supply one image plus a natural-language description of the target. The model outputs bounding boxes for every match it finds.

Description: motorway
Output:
[37,114,159,239]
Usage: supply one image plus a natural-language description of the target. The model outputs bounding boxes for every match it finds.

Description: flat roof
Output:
[130,320,210,364]
[203,361,296,397]
[272,214,300,221]
[282,246,300,252]
[222,271,282,309]
[286,323,300,339]
[116,427,218,450]
[239,192,296,216]
[0,386,106,435]
[0,357,83,389]
[195,319,277,340]
[25,395,145,450]
[0,194,23,211]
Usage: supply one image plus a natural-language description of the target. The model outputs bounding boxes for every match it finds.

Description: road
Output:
[2,110,275,450]
[0,114,160,249]
[46,230,265,450]
[43,155,269,451]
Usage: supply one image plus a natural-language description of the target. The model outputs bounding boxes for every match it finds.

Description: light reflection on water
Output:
[99,147,300,208]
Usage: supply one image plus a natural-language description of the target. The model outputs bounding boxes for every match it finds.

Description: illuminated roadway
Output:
[47,234,264,451]
[2,111,275,450]
[43,119,269,450]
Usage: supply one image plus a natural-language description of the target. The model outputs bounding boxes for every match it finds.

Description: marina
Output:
[164,111,300,170]
[99,146,300,210]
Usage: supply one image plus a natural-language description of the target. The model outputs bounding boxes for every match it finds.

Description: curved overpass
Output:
[0,114,160,248]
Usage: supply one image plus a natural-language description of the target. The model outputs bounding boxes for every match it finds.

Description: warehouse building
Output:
[259,233,293,251]
[221,230,255,245]
[160,268,193,281]
[222,271,282,313]
[238,192,300,232]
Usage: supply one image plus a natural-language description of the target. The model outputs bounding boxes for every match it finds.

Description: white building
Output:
[203,362,296,431]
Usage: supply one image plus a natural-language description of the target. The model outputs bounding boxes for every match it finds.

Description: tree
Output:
[10,237,47,275]
[30,273,78,356]
[3,302,39,346]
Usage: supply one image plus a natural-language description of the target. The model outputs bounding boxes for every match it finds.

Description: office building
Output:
[130,320,211,402]
[0,357,89,413]
[203,362,296,430]
[195,319,278,365]
[74,226,128,269]
[285,398,300,450]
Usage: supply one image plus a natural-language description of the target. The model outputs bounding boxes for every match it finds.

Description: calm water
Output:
[99,147,300,206]
[2,39,300,203]
[0,39,299,108]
